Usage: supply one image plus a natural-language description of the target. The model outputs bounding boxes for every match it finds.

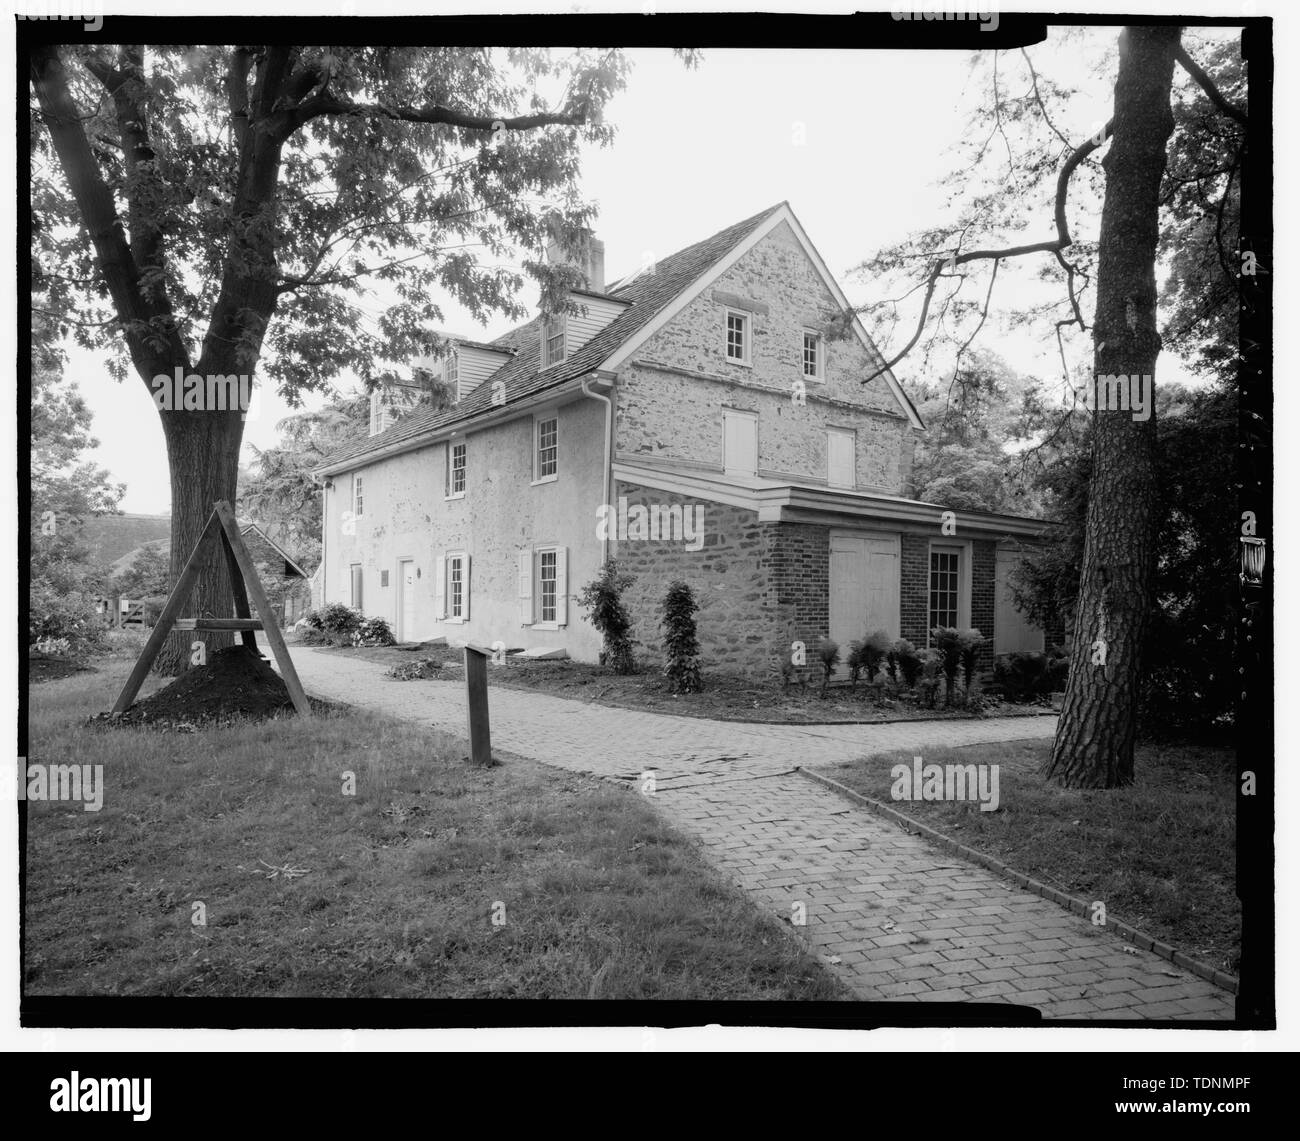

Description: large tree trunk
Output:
[1044,26,1180,787]
[155,408,245,675]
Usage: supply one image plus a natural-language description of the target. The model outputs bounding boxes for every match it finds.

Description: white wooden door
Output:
[994,548,1045,654]
[829,533,900,675]
[827,428,855,488]
[397,559,416,642]
[723,410,758,476]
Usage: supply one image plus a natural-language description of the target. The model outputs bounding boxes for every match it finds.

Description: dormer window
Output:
[543,314,567,368]
[443,352,458,388]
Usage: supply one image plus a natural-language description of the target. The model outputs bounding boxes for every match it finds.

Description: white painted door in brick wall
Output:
[994,547,1045,654]
[829,532,900,676]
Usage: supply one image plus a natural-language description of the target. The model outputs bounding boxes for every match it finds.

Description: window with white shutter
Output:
[554,546,568,626]
[533,546,568,628]
[518,550,534,625]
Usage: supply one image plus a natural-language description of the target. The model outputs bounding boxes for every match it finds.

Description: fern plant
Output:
[958,628,986,692]
[816,638,840,698]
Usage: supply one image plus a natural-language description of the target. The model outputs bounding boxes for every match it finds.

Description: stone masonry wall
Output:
[612,482,773,674]
[617,220,916,494]
[611,482,835,676]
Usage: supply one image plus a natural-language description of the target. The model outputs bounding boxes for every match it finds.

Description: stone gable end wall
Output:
[616,221,916,495]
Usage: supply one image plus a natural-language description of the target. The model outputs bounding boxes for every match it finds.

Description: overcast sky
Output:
[59,28,1226,513]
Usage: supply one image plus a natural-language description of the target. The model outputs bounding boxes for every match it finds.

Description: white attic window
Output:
[543,314,567,368]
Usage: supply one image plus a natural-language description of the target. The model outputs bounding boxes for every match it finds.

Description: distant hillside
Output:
[76,513,170,566]
[110,537,169,578]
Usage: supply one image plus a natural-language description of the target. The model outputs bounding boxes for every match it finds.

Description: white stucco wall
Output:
[322,393,608,659]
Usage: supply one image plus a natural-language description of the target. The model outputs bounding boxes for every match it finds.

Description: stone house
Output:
[313,202,1055,673]
[237,522,312,627]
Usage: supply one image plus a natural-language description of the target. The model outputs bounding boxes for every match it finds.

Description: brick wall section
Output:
[900,533,999,669]
[768,523,830,653]
[971,539,996,672]
[900,534,930,647]
[611,483,833,675]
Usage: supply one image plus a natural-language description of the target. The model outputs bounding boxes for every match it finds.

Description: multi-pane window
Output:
[539,550,558,623]
[929,549,960,631]
[726,310,749,363]
[353,475,364,516]
[448,441,466,496]
[803,331,823,378]
[543,315,566,367]
[536,416,558,480]
[448,554,464,620]
[444,353,458,388]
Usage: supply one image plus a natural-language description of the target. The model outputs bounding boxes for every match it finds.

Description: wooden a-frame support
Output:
[111,500,312,718]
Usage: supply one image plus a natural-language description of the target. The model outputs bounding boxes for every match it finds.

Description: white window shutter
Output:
[555,546,568,626]
[434,554,446,620]
[518,550,534,625]
[463,555,471,620]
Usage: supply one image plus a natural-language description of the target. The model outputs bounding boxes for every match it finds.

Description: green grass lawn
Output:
[25,662,849,1000]
[818,740,1239,975]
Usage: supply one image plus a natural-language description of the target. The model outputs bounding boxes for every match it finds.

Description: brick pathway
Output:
[279,645,1235,1020]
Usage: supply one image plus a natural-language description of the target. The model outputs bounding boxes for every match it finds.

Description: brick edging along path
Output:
[274,644,1236,1021]
[798,767,1239,996]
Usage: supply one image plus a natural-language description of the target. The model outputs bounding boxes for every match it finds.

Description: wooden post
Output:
[111,511,223,713]
[220,528,259,650]
[213,501,312,719]
[463,645,494,766]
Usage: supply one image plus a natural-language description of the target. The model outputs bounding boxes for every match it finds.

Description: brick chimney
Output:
[546,224,605,293]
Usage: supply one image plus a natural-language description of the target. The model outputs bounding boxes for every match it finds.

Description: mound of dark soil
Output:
[93,644,329,728]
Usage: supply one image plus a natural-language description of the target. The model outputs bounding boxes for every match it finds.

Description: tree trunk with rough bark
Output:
[1044,26,1180,787]
[155,409,246,674]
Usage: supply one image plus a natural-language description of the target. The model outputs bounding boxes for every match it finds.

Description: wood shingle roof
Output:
[316,203,787,473]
